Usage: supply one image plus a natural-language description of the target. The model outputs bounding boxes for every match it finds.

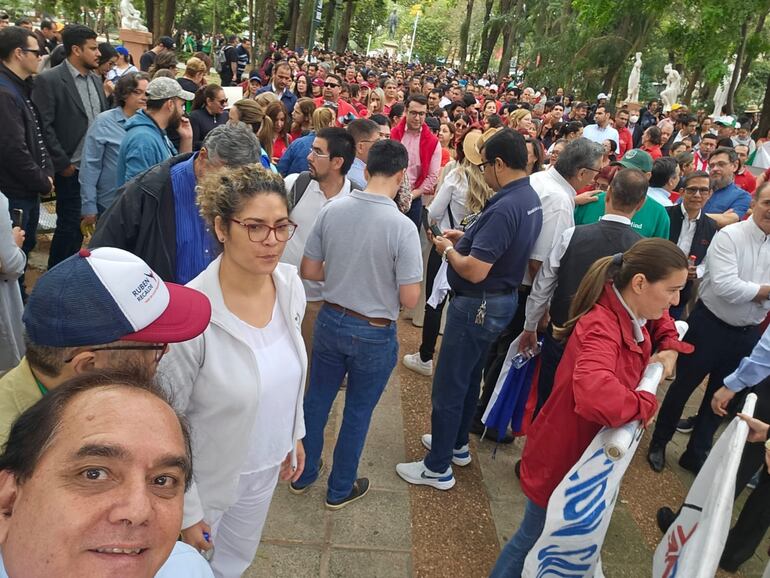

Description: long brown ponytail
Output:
[553,238,688,341]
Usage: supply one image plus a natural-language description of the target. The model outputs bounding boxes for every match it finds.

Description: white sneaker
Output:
[421,434,471,466]
[396,460,455,490]
[402,352,433,376]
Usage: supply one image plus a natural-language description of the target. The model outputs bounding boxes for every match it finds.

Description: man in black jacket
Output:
[0,26,54,296]
[90,124,260,282]
[32,24,107,269]
[665,170,718,319]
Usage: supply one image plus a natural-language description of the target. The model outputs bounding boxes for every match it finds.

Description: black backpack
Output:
[288,171,313,211]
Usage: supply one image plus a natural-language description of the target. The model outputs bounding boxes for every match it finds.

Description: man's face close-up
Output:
[0,387,189,578]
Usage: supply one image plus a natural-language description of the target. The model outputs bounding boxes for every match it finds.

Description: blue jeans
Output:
[297,304,398,502]
[424,292,517,473]
[7,196,40,298]
[50,171,83,269]
[489,499,546,578]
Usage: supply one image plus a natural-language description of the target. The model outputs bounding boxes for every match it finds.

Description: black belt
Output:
[696,301,760,333]
[323,302,392,327]
[451,289,514,298]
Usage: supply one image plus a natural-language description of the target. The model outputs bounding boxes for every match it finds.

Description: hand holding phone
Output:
[11,208,23,228]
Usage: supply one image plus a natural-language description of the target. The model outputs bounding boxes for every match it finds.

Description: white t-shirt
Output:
[235,299,302,474]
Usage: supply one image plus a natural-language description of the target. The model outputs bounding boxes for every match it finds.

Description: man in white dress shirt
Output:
[581,105,620,154]
[649,182,770,473]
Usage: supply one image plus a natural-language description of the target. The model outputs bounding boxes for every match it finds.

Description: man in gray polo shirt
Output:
[291,139,422,509]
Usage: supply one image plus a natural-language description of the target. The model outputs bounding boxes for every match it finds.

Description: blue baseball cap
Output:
[23,248,211,347]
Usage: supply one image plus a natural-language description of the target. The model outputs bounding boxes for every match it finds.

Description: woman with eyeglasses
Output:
[163,165,307,577]
[189,84,230,151]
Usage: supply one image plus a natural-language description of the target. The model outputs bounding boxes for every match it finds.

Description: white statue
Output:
[625,52,642,103]
[712,62,734,118]
[659,64,681,112]
[120,0,148,31]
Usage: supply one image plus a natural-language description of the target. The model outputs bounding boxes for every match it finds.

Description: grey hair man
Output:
[471,137,604,438]
[91,123,262,282]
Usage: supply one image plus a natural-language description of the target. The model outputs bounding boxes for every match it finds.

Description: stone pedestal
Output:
[119,29,153,69]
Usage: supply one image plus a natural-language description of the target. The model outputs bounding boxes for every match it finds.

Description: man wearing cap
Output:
[574,148,671,239]
[32,24,107,268]
[0,246,211,449]
[116,77,194,186]
[715,115,738,141]
[140,36,174,73]
[257,60,297,113]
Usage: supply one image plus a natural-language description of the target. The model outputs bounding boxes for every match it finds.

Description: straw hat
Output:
[463,127,502,166]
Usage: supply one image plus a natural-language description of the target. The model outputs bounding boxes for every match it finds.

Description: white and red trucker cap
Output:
[23,248,211,346]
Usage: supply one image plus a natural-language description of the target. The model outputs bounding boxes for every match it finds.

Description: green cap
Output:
[615,149,653,173]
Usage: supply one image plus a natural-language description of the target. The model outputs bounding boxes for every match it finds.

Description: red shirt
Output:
[735,169,757,194]
[272,134,293,161]
[520,285,693,508]
[313,97,359,126]
[617,127,633,158]
[641,144,662,160]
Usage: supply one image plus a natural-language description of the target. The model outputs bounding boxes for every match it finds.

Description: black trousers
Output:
[419,247,447,362]
[472,286,531,425]
[652,302,761,465]
[721,377,770,570]
[533,326,566,418]
[49,171,84,269]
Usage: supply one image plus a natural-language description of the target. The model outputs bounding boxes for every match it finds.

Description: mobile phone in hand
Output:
[421,207,444,237]
[11,208,23,228]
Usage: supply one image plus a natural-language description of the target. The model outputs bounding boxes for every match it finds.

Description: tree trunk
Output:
[287,0,301,48]
[478,0,511,73]
[458,0,474,74]
[152,0,161,40]
[757,65,770,140]
[476,0,498,73]
[262,0,278,50]
[737,4,770,96]
[683,65,702,106]
[321,0,336,49]
[162,0,175,38]
[144,0,155,35]
[497,0,522,79]
[726,18,749,115]
[338,0,355,52]
[297,0,315,49]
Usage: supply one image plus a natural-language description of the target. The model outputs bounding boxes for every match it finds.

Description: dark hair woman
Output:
[490,238,693,577]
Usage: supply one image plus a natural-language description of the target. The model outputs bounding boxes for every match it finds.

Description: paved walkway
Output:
[245,320,769,578]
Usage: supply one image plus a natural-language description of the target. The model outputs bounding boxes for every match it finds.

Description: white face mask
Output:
[629,115,639,124]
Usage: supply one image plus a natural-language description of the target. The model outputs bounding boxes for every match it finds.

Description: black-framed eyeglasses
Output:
[478,160,492,172]
[231,218,298,242]
[21,47,41,56]
[64,343,169,364]
[582,166,601,174]
[684,186,710,195]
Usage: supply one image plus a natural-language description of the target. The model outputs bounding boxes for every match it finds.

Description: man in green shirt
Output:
[574,148,671,239]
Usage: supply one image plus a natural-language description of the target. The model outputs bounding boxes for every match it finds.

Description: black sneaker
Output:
[325,478,370,510]
[289,458,324,495]
[469,420,515,444]
[676,416,695,434]
[656,506,677,533]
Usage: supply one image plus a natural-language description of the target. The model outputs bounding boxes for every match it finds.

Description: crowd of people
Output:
[0,17,770,578]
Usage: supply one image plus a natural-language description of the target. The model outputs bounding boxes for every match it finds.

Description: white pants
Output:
[208,465,281,578]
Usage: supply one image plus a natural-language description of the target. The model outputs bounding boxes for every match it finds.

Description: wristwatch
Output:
[442,246,455,261]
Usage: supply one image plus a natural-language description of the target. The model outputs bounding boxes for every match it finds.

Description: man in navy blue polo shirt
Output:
[397,128,543,489]
[704,146,752,228]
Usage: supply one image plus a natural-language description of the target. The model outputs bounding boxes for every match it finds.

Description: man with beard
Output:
[116,77,194,186]
[32,24,107,268]
[703,146,752,228]
[281,127,355,353]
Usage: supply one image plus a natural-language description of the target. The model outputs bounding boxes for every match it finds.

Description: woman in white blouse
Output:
[402,129,496,376]
[161,165,307,577]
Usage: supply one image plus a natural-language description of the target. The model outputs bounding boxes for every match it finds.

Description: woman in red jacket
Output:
[490,238,693,578]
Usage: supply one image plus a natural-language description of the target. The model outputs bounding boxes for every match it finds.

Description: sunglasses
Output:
[324,82,340,88]
[217,98,228,105]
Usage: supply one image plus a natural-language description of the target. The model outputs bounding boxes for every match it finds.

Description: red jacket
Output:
[391,118,439,190]
[520,284,694,508]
